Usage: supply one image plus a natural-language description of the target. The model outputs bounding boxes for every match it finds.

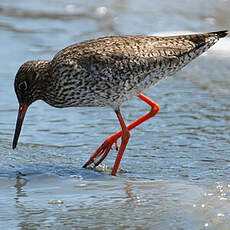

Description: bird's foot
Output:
[83,133,119,169]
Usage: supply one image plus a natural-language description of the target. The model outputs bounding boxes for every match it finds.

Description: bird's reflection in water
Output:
[14,172,28,199]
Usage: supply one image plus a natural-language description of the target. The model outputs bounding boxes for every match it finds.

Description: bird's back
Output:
[50,31,228,108]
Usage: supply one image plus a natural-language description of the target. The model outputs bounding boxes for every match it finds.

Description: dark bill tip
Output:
[12,103,28,149]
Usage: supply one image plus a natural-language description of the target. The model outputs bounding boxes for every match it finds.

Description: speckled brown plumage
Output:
[12,30,229,175]
[14,31,228,111]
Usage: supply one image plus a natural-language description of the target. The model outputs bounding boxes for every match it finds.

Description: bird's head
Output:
[12,60,50,149]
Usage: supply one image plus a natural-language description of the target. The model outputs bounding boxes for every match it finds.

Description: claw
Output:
[83,136,116,168]
[115,140,119,151]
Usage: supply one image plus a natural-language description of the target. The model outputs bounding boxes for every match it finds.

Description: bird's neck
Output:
[38,61,69,108]
[35,60,56,105]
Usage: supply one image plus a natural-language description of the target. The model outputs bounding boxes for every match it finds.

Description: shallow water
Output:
[1,0,230,229]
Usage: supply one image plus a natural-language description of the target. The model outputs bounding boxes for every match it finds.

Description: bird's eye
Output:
[18,81,28,92]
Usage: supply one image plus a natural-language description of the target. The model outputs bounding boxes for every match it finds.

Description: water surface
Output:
[1,0,230,229]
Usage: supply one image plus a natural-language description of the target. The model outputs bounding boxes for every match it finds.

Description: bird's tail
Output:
[185,30,229,51]
[208,30,229,38]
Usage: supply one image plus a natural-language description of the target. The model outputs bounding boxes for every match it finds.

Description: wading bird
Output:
[12,30,228,175]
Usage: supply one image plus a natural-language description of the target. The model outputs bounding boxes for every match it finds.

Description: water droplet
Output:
[49,200,64,205]
[217,213,224,217]
[96,7,108,16]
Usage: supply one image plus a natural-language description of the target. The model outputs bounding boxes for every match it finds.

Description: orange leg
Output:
[111,111,130,176]
[83,93,160,175]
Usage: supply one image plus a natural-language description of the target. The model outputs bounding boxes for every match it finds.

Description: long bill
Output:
[12,103,28,149]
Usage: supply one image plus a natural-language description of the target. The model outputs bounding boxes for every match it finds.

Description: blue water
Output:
[1,0,230,229]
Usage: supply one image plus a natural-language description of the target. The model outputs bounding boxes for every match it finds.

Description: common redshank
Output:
[12,30,228,175]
